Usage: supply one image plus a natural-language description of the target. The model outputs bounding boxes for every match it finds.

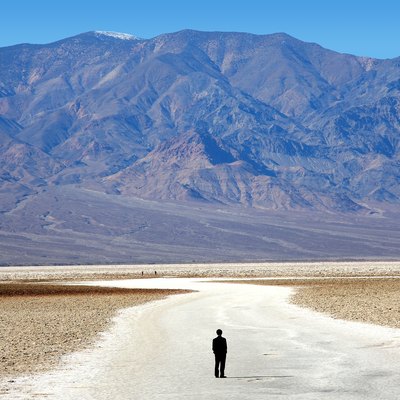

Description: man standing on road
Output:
[212,329,227,378]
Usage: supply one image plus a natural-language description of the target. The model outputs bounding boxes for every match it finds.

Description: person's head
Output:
[216,329,222,336]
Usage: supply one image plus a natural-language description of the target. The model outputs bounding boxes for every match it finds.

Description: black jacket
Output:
[212,336,227,354]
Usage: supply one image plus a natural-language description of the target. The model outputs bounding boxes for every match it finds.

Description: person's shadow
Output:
[227,375,293,380]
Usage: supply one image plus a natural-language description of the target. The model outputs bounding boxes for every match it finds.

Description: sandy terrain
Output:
[3,278,400,399]
[1,262,400,382]
[0,283,186,377]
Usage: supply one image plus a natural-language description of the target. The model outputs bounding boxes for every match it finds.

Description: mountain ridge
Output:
[1,29,400,214]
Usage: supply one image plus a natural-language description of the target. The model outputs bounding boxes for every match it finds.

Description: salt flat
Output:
[3,277,400,399]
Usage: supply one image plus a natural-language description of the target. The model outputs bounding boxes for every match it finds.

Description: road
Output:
[4,278,400,399]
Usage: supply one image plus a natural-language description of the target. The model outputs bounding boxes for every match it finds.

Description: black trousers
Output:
[214,353,226,377]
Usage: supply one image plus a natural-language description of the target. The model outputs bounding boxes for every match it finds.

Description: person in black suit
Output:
[212,329,227,378]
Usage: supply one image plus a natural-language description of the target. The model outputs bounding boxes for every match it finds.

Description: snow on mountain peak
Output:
[94,31,139,41]
[359,56,376,71]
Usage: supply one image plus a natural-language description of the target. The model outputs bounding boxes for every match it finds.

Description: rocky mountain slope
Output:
[1,30,400,212]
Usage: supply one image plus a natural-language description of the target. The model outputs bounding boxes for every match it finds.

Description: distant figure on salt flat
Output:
[212,329,227,378]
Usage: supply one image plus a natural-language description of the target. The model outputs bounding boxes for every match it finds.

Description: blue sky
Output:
[2,0,400,59]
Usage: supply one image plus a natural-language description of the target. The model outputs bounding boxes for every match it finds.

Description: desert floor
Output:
[1,262,400,399]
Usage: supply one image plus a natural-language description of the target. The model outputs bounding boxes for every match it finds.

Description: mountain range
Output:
[0,30,400,264]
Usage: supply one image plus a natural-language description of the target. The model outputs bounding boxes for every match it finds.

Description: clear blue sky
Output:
[2,0,400,59]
